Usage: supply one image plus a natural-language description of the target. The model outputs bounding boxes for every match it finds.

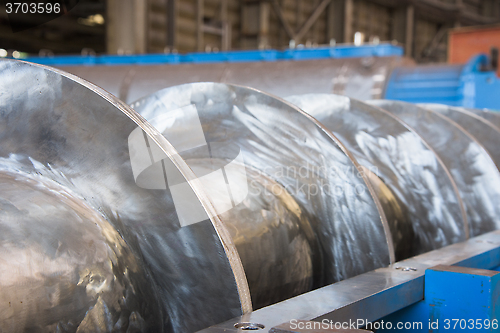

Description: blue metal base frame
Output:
[22,43,403,67]
[378,265,500,332]
[197,230,500,333]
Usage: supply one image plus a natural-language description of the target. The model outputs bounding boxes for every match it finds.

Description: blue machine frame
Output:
[378,265,500,332]
[197,230,500,332]
[385,54,500,110]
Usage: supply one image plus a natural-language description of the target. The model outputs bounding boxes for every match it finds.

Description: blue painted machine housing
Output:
[385,54,500,110]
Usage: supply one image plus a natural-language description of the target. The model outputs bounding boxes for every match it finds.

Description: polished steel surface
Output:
[286,94,467,260]
[464,108,500,131]
[360,166,411,258]
[0,168,162,333]
[0,60,252,333]
[370,100,500,238]
[421,104,500,170]
[131,83,394,309]
[197,230,500,333]
[60,56,410,103]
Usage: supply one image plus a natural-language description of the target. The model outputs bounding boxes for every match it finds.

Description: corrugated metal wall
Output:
[351,0,391,43]
[148,0,168,53]
[135,0,500,62]
[177,0,196,51]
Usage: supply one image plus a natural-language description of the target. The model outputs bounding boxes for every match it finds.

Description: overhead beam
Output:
[358,0,500,25]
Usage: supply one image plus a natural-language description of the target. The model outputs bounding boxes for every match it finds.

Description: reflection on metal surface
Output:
[286,94,467,259]
[128,105,249,227]
[0,60,252,333]
[464,108,500,131]
[361,166,411,259]
[421,104,500,171]
[0,166,161,333]
[370,100,500,238]
[131,83,394,310]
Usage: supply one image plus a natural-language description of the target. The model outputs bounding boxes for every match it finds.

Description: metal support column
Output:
[327,0,344,44]
[259,1,271,49]
[107,0,148,54]
[405,4,414,57]
[197,0,204,51]
[344,0,353,43]
[391,6,406,45]
[166,0,177,49]
[221,0,230,51]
